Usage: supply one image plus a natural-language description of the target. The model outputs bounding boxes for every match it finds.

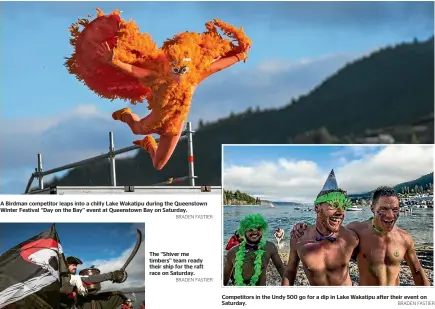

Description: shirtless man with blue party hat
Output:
[282,170,359,286]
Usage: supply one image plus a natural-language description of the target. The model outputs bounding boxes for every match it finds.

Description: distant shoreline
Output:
[223,204,261,207]
[223,195,433,207]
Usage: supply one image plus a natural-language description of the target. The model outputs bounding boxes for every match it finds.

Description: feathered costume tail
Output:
[65,9,162,104]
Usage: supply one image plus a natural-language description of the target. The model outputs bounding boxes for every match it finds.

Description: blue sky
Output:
[1,1,433,194]
[223,145,433,202]
[0,222,145,290]
[222,145,378,170]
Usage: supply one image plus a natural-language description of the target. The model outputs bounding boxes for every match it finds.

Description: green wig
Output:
[314,190,351,210]
[238,213,268,236]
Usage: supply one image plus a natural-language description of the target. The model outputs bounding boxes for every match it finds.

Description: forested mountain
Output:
[223,190,260,205]
[395,173,434,194]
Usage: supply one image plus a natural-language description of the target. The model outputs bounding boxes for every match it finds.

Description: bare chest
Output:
[297,239,351,272]
[359,234,405,266]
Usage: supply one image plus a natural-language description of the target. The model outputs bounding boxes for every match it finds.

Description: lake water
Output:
[223,205,433,249]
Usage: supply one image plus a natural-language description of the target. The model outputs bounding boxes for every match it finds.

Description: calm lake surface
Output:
[223,205,433,249]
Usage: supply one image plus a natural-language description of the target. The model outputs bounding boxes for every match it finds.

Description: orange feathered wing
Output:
[65,9,162,104]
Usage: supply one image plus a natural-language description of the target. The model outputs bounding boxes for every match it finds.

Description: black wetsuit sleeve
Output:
[81,272,113,283]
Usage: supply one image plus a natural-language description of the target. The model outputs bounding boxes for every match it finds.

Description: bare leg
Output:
[112,107,158,135]
[134,122,184,170]
[148,133,182,170]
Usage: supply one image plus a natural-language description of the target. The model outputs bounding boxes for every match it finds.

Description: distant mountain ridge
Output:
[394,172,433,192]
[40,37,434,190]
[349,172,434,199]
[269,201,303,206]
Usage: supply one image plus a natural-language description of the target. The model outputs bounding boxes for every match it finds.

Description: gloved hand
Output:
[69,275,88,296]
[111,270,127,283]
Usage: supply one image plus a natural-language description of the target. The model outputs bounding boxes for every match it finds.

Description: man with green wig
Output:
[223,213,284,286]
[282,170,359,286]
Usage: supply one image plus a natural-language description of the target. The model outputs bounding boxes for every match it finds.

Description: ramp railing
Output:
[24,122,197,193]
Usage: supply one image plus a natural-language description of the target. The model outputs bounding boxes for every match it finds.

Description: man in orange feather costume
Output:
[65,9,251,170]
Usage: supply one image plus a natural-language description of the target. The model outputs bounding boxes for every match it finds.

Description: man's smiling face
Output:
[245,228,262,244]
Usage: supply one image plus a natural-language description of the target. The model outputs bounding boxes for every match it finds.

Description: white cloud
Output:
[2,104,106,135]
[81,224,145,292]
[223,145,434,203]
[256,53,353,74]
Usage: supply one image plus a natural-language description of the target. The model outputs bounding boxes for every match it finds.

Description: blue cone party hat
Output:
[315,169,350,209]
[320,169,339,193]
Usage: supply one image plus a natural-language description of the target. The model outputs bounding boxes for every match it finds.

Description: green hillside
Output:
[395,172,434,193]
[38,37,434,190]
[349,172,434,199]
[223,190,261,205]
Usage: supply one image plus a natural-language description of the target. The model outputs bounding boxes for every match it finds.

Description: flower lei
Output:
[233,238,266,286]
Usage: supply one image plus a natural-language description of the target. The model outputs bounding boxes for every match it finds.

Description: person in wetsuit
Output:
[274,228,284,247]
[225,231,243,251]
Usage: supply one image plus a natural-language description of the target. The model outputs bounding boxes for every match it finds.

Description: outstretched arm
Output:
[200,52,247,82]
[80,270,126,284]
[270,244,285,279]
[201,18,251,82]
[60,270,127,296]
[97,42,157,80]
[404,235,430,286]
[111,60,158,80]
[80,272,112,283]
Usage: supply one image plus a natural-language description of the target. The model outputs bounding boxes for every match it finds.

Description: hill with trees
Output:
[395,172,434,195]
[37,37,434,190]
[349,172,434,199]
[223,190,261,205]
